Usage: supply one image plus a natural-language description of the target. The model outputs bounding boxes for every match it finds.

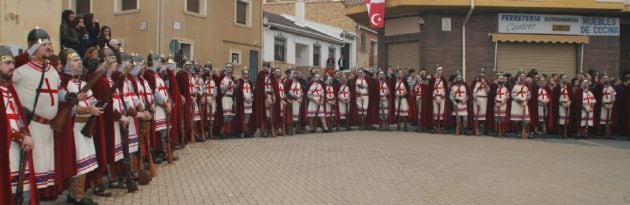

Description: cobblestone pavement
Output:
[50,131,630,205]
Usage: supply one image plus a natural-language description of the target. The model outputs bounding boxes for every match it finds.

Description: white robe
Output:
[432,78,446,120]
[151,73,169,131]
[12,61,60,188]
[2,85,32,193]
[581,91,596,126]
[325,84,335,117]
[108,78,125,162]
[122,78,140,154]
[472,81,489,120]
[558,86,571,125]
[203,79,218,119]
[413,83,423,118]
[289,81,303,121]
[220,76,235,116]
[537,88,550,123]
[379,82,389,116]
[64,79,99,176]
[600,85,616,125]
[510,83,530,122]
[393,80,409,117]
[338,85,350,120]
[278,80,287,117]
[494,85,509,118]
[307,82,324,117]
[355,78,369,115]
[450,84,468,116]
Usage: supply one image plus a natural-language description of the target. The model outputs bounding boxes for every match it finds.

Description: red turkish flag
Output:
[366,0,385,28]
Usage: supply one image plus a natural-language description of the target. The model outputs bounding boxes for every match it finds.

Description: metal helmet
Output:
[147,52,160,64]
[59,48,80,65]
[0,45,14,64]
[204,61,213,69]
[131,53,144,66]
[27,26,51,48]
[602,71,610,83]
[118,51,131,63]
[312,73,321,81]
[456,70,463,82]
[435,65,443,76]
[478,67,486,78]
[224,63,234,73]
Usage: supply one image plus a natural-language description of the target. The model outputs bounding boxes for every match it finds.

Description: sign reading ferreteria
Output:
[498,13,620,36]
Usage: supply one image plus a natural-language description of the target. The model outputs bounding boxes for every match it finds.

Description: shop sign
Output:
[498,13,619,36]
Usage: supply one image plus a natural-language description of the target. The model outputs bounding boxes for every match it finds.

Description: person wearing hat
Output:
[162,56,185,149]
[176,59,198,142]
[494,73,510,137]
[0,45,38,205]
[12,27,60,191]
[274,68,289,136]
[57,48,103,205]
[599,73,616,139]
[558,74,572,138]
[286,70,304,134]
[376,71,393,131]
[449,71,469,136]
[306,73,329,133]
[219,63,240,137]
[354,69,370,129]
[253,61,281,137]
[429,66,449,134]
[323,75,337,132]
[510,71,531,139]
[471,68,489,136]
[535,76,552,138]
[337,74,351,131]
[200,62,217,139]
[237,69,254,137]
[191,62,206,141]
[579,80,596,138]
[143,52,173,163]
[393,70,415,131]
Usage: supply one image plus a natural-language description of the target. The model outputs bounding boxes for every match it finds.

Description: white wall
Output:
[264,27,342,68]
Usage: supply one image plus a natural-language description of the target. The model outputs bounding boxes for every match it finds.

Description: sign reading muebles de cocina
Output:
[498,13,620,36]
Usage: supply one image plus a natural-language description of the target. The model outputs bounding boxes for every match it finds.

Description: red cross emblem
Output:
[380,83,387,94]
[585,93,594,104]
[540,89,548,100]
[340,87,349,98]
[497,87,505,99]
[603,88,612,100]
[291,83,301,94]
[455,86,465,97]
[40,78,57,106]
[396,82,405,95]
[243,83,251,93]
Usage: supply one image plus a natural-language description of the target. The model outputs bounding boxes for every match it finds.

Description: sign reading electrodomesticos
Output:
[365,0,385,28]
[498,13,619,36]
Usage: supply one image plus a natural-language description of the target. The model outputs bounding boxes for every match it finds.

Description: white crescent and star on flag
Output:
[365,0,385,28]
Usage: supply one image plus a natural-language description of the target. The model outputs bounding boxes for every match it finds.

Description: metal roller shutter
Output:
[497,42,577,77]
[387,42,419,70]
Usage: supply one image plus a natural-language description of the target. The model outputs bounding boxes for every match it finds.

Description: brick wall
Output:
[264,1,356,32]
[419,14,464,81]
[619,24,630,75]
[583,36,620,78]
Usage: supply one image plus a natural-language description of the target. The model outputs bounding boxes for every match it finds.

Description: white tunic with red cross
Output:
[325,84,335,117]
[600,85,616,125]
[307,82,324,117]
[64,78,99,175]
[379,81,389,115]
[152,73,169,131]
[242,80,253,114]
[355,77,369,115]
[338,84,350,119]
[537,88,550,123]
[432,78,446,120]
[12,60,59,188]
[413,82,423,117]
[581,90,596,126]
[278,79,287,116]
[450,83,468,116]
[394,80,409,117]
[220,76,235,116]
[121,78,140,154]
[108,77,124,162]
[510,83,530,122]
[494,85,509,118]
[2,84,32,193]
[558,85,571,125]
[189,75,200,121]
[472,81,489,120]
[289,80,302,121]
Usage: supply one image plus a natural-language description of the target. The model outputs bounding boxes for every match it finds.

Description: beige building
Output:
[264,0,378,69]
[0,0,63,53]
[63,0,262,73]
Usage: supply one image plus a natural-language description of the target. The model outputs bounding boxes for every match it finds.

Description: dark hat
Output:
[147,52,160,62]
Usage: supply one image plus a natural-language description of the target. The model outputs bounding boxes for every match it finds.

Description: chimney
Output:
[295,0,305,26]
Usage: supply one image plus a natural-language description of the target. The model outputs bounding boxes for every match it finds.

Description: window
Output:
[181,42,193,61]
[313,44,321,67]
[71,0,91,15]
[116,0,138,12]
[230,50,242,65]
[360,32,366,53]
[235,0,250,26]
[274,37,286,62]
[328,46,335,60]
[185,0,207,15]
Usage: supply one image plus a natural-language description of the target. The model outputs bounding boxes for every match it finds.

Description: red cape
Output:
[592,82,604,130]
[211,74,224,134]
[165,69,183,144]
[143,70,162,150]
[253,72,281,127]
[176,71,192,142]
[392,79,417,121]
[412,81,430,125]
[366,77,380,124]
[1,82,39,205]
[234,79,249,133]
[528,83,540,127]
[427,76,450,127]
[570,86,583,134]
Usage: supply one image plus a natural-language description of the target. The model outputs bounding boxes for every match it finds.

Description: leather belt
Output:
[477,96,487,98]
[32,114,52,125]
[75,116,91,123]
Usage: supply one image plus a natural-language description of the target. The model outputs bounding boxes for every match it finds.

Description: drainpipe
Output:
[156,0,161,53]
[462,0,475,81]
